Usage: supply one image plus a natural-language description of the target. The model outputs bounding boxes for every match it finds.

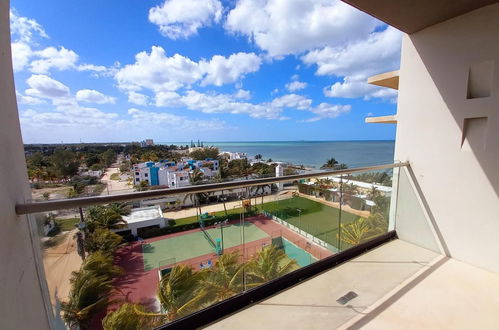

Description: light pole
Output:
[296,208,302,232]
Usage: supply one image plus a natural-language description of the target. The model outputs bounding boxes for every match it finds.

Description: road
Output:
[100,167,133,195]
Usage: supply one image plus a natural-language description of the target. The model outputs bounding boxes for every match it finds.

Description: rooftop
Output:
[122,206,163,224]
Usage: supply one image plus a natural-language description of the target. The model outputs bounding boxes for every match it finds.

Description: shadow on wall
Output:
[409,5,499,198]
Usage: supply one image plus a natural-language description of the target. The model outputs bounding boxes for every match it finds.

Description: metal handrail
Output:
[15,162,408,215]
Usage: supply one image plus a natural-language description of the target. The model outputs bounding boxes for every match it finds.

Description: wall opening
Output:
[461,117,488,151]
[466,60,494,99]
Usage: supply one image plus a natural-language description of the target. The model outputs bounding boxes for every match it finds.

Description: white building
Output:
[114,206,168,237]
[220,151,248,161]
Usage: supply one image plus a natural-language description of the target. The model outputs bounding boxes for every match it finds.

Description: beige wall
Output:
[395,4,499,273]
[0,2,53,329]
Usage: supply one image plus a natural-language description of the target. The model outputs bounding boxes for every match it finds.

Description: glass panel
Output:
[337,169,394,251]
[394,167,442,253]
[29,166,404,329]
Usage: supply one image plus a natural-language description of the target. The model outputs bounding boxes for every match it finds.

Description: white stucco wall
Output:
[395,4,499,273]
[0,2,53,328]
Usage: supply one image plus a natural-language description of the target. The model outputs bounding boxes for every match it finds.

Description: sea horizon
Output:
[160,140,395,169]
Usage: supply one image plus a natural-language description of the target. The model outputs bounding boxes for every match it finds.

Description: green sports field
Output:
[261,196,359,248]
[142,222,269,271]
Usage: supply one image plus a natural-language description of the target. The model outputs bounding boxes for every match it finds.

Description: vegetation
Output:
[61,250,123,329]
[158,264,208,321]
[189,147,219,160]
[84,228,123,254]
[102,303,168,330]
[353,171,392,186]
[246,245,297,286]
[104,246,296,328]
[56,218,79,231]
[321,157,348,170]
[85,203,130,232]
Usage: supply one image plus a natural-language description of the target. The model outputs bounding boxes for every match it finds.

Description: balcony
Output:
[17,162,499,329]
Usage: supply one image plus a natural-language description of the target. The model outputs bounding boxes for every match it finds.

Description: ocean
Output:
[161,141,395,169]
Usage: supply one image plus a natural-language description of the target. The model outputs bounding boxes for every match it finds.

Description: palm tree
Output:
[367,186,379,200]
[61,267,116,329]
[108,203,131,216]
[246,245,297,287]
[321,158,338,169]
[86,205,128,232]
[200,251,245,302]
[103,303,168,330]
[157,264,207,321]
[337,218,379,247]
[84,229,123,255]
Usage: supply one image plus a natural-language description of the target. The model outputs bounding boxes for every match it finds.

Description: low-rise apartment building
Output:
[133,158,219,187]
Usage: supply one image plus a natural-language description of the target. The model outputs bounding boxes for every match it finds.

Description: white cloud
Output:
[30,46,78,73]
[16,91,45,105]
[20,105,118,129]
[155,89,284,119]
[10,10,48,43]
[115,46,261,92]
[25,74,71,99]
[76,89,116,104]
[10,12,106,74]
[225,0,380,56]
[77,64,107,72]
[303,103,351,122]
[302,26,401,101]
[271,94,311,110]
[154,89,349,122]
[115,46,203,92]
[200,52,261,86]
[126,108,225,130]
[155,91,182,107]
[286,80,307,92]
[11,42,32,71]
[149,0,222,39]
[127,91,149,106]
[28,46,107,74]
[234,89,251,100]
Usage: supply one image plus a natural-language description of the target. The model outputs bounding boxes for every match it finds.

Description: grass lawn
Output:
[172,196,360,249]
[110,173,120,180]
[142,222,268,271]
[260,196,360,248]
[55,218,79,231]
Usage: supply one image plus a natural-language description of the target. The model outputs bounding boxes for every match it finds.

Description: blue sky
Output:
[11,0,400,143]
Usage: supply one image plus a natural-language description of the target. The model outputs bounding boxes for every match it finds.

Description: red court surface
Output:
[107,215,334,317]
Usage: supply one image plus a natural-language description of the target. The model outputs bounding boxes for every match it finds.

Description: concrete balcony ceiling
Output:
[342,0,498,33]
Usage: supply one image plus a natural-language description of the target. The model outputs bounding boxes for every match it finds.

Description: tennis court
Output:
[142,222,269,271]
[261,196,359,246]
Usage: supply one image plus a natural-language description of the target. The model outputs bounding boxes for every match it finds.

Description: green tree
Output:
[61,252,122,329]
[189,147,219,160]
[103,303,168,330]
[157,264,207,321]
[50,149,80,179]
[321,157,348,170]
[199,251,245,302]
[246,245,297,287]
[86,205,128,232]
[101,148,117,168]
[84,229,123,255]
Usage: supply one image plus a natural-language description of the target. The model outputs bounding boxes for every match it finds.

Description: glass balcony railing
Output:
[21,163,407,330]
